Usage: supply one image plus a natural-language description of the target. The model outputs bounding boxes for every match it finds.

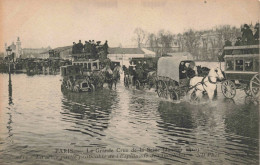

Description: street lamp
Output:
[6,47,13,104]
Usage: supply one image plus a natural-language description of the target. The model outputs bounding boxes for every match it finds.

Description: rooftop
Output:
[108,47,145,54]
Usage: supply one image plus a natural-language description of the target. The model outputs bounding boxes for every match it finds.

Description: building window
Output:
[235,59,243,71]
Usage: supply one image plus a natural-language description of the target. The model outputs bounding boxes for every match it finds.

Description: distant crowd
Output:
[72,40,109,56]
[224,23,259,47]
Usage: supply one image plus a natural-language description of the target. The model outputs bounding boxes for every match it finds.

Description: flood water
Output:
[0,74,259,165]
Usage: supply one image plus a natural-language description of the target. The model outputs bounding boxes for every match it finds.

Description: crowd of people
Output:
[225,23,259,47]
[72,40,109,57]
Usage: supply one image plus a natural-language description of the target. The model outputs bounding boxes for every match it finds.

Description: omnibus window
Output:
[225,50,232,55]
[244,59,253,71]
[235,59,243,71]
[226,60,234,71]
[254,59,259,72]
[232,49,242,55]
[252,48,259,54]
[93,63,97,70]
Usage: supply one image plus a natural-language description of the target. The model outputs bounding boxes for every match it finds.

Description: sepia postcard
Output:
[0,0,259,164]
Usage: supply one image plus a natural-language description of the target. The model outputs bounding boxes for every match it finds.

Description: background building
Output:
[107,47,156,67]
[4,37,51,59]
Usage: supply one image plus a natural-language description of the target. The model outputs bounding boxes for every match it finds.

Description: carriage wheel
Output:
[170,90,179,100]
[135,80,141,89]
[221,80,236,99]
[156,80,168,98]
[250,74,260,98]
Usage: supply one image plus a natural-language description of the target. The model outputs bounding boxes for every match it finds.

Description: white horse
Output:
[188,67,224,101]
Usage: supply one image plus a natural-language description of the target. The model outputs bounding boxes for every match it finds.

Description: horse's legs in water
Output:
[207,89,215,101]
[187,88,194,100]
[195,90,203,101]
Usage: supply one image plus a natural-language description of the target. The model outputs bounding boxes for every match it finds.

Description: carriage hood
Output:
[157,56,189,81]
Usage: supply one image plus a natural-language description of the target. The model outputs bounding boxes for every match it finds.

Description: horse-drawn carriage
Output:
[156,56,224,102]
[123,57,158,89]
[221,45,259,100]
[156,56,195,100]
[61,59,104,92]
[61,58,120,92]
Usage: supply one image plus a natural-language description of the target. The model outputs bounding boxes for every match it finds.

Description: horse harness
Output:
[189,76,217,92]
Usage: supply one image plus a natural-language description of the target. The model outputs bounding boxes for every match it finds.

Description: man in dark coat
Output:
[242,24,254,45]
[224,39,232,47]
[179,62,187,79]
[186,62,196,79]
[84,41,89,53]
[77,40,84,53]
[103,40,109,54]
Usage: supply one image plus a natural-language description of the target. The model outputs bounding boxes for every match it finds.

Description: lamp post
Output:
[6,47,13,104]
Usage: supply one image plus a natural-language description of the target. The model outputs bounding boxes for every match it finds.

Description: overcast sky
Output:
[0,0,259,51]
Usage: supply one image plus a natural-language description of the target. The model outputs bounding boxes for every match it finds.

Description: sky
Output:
[0,0,259,52]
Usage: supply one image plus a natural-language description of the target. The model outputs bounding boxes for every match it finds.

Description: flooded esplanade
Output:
[0,74,258,165]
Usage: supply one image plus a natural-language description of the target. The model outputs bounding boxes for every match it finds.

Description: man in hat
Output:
[242,24,254,45]
[84,41,90,53]
[103,40,109,54]
[77,40,84,53]
[72,42,76,54]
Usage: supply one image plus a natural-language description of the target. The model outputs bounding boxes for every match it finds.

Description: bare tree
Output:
[176,33,185,52]
[183,29,201,60]
[133,28,146,48]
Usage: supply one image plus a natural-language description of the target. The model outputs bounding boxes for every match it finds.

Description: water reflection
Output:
[156,100,259,164]
[157,101,194,129]
[225,104,259,138]
[61,89,118,138]
[0,74,258,165]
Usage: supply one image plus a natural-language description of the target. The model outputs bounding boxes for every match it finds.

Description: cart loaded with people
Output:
[61,40,120,92]
[155,56,196,100]
[61,60,103,92]
[123,57,158,89]
[156,56,224,102]
[221,44,259,101]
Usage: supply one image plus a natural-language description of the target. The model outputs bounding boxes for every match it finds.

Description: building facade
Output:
[4,37,51,59]
[107,47,156,67]
[4,37,22,60]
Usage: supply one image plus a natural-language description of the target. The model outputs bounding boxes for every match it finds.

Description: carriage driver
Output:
[186,62,196,79]
[179,62,196,86]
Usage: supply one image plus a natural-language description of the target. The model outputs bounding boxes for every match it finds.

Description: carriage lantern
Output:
[6,47,12,59]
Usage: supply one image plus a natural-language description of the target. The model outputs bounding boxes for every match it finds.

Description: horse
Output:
[188,67,224,102]
[112,66,121,89]
[101,66,120,89]
[147,71,157,89]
